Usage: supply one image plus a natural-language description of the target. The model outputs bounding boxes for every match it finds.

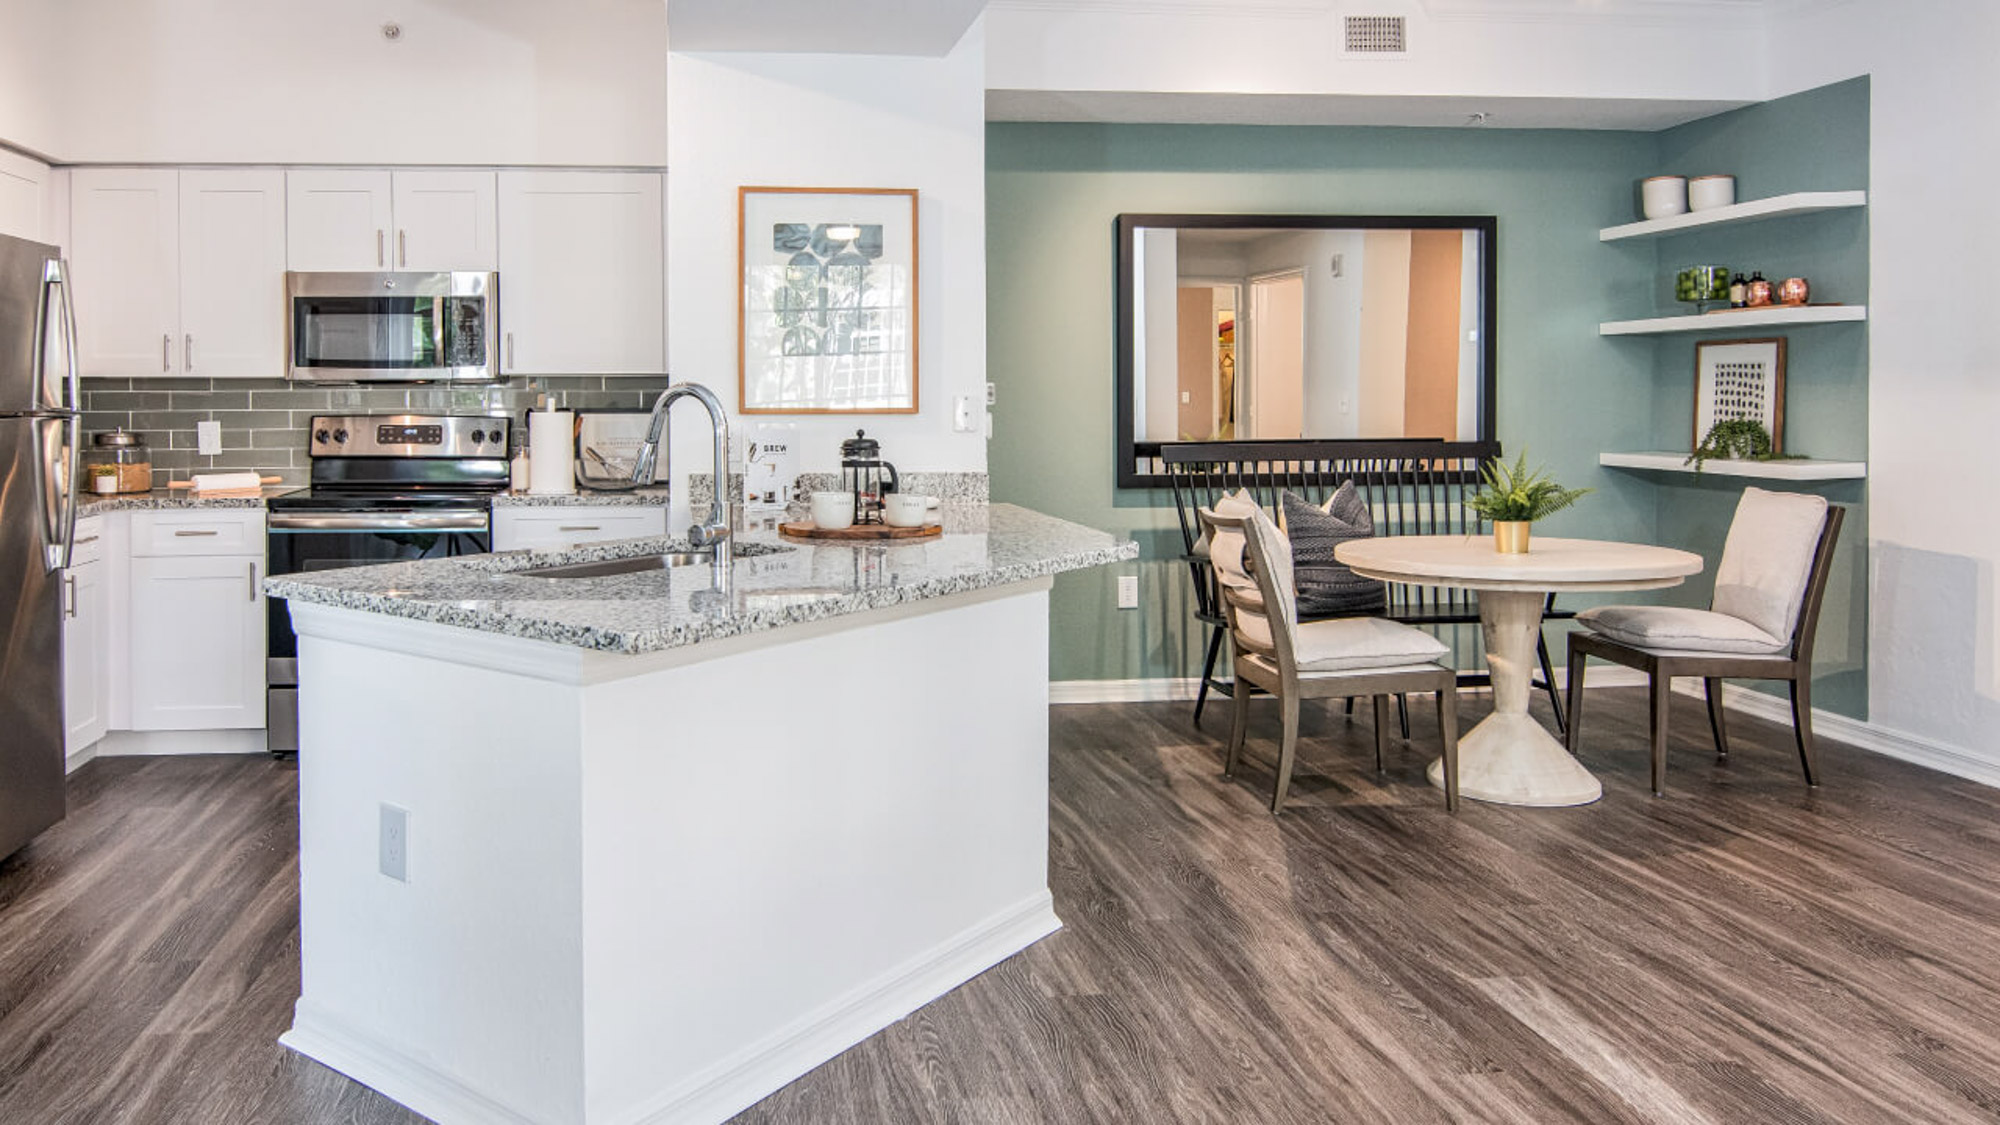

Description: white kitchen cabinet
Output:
[287,169,496,272]
[392,171,497,271]
[491,506,667,552]
[62,517,110,756]
[178,170,287,378]
[497,171,664,375]
[69,168,179,376]
[127,511,266,731]
[69,168,286,378]
[285,169,393,271]
[0,149,50,243]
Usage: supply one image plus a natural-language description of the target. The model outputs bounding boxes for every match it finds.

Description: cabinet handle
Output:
[506,332,515,370]
[173,529,220,537]
[74,535,99,546]
[62,573,75,619]
[397,229,407,267]
[248,561,258,602]
[558,525,602,532]
[184,333,194,372]
[376,229,385,268]
[161,333,171,372]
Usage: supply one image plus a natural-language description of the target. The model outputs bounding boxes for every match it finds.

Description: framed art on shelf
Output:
[738,186,919,415]
[1694,337,1787,450]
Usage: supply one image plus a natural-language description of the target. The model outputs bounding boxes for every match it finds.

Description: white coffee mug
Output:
[811,491,856,531]
[882,493,936,528]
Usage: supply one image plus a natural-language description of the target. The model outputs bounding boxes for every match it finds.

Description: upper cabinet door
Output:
[286,169,393,272]
[0,149,49,244]
[70,169,180,377]
[496,171,664,376]
[392,171,497,272]
[180,170,287,379]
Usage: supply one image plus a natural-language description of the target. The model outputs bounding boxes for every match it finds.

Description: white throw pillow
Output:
[1712,488,1829,641]
[1578,604,1788,656]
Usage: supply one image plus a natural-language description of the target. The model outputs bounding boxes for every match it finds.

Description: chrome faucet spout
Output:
[634,381,732,580]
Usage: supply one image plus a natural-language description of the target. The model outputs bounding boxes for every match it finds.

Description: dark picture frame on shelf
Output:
[1694,337,1787,451]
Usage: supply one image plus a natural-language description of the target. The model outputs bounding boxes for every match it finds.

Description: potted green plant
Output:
[1684,419,1801,473]
[1464,451,1592,554]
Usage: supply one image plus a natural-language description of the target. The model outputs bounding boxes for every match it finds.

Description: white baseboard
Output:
[623,892,1061,1125]
[281,1005,542,1125]
[96,728,268,757]
[64,743,100,775]
[1049,672,2000,790]
[284,893,1062,1125]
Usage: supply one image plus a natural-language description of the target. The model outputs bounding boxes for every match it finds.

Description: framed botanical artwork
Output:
[1693,337,1787,451]
[738,186,919,415]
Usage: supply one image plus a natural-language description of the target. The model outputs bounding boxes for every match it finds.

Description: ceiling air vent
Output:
[1344,15,1407,54]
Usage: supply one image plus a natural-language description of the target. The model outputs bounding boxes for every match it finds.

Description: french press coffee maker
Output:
[839,430,900,525]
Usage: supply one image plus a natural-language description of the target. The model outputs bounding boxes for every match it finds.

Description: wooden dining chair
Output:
[1565,488,1845,796]
[1201,504,1461,813]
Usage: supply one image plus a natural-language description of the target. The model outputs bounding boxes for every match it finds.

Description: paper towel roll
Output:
[528,410,576,495]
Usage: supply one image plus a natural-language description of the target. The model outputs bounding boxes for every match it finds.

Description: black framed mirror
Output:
[1115,213,1498,488]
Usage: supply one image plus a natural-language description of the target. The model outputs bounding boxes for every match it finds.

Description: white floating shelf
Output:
[1599,190,1867,241]
[1600,451,1867,481]
[1599,304,1867,336]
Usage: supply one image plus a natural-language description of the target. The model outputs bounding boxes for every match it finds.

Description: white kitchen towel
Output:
[528,410,576,495]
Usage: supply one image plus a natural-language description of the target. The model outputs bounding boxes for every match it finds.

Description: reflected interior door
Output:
[1248,272,1305,440]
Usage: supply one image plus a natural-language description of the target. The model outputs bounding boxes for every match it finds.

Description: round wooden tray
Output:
[779,520,942,541]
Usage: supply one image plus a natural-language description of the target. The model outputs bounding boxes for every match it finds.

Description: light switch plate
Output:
[953,394,977,433]
[195,419,222,456]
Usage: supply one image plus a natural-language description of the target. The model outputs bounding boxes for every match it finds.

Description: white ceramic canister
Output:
[1641,175,1688,219]
[1688,174,1737,211]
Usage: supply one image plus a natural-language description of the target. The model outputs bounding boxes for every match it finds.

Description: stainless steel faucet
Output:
[632,381,732,576]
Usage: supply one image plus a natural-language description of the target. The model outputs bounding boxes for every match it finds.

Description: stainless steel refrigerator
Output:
[0,232,79,860]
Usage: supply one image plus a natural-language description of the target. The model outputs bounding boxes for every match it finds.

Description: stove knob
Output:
[333,429,349,444]
[470,430,486,445]
[314,429,330,444]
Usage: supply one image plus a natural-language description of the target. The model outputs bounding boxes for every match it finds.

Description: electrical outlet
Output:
[1116,575,1139,610]
[379,803,409,882]
[196,419,222,456]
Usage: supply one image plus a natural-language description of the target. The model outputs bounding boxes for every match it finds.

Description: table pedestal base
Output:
[1428,713,1602,807]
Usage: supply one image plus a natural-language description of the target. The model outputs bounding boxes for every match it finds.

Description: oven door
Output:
[265,510,490,752]
[286,271,497,384]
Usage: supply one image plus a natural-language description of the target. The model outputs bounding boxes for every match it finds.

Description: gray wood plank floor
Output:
[4,689,2000,1123]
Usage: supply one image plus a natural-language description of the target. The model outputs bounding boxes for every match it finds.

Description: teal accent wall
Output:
[988,79,1870,715]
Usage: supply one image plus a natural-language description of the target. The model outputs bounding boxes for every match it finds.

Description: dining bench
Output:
[1161,439,1571,731]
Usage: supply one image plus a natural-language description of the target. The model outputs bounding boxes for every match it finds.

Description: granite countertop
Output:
[81,486,303,511]
[265,504,1136,655]
[491,487,672,508]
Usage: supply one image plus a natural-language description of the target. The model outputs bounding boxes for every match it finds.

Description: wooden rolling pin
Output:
[167,473,283,493]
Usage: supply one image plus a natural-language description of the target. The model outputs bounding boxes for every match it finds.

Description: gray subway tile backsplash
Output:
[82,376,676,489]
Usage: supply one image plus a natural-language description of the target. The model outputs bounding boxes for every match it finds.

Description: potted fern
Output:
[1464,451,1593,554]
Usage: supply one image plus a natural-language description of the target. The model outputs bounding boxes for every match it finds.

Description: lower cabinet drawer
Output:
[492,507,668,552]
[129,510,266,557]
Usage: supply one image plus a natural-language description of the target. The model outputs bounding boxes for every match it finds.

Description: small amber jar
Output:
[82,430,153,494]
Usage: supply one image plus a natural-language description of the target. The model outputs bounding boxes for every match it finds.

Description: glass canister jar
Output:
[82,429,153,494]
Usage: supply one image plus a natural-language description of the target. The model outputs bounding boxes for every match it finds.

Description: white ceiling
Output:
[985,90,1754,131]
[666,0,988,55]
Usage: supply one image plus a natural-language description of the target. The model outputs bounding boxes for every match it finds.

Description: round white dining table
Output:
[1335,535,1705,807]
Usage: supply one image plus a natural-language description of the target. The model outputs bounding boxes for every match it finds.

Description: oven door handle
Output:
[268,510,491,531]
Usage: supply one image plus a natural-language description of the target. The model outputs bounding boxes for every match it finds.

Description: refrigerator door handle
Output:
[39,413,78,574]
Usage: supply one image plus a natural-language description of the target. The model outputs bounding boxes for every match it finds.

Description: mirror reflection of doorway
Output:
[1247,271,1305,440]
[1175,282,1239,439]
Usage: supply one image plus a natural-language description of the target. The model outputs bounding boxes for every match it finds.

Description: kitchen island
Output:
[264,505,1134,1125]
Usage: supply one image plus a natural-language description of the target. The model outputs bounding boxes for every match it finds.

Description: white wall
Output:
[1136,227,1180,443]
[985,0,1766,107]
[1765,0,2000,762]
[23,0,667,166]
[664,20,990,522]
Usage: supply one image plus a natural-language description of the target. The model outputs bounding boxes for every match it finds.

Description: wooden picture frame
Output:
[738,186,919,415]
[1693,337,1787,451]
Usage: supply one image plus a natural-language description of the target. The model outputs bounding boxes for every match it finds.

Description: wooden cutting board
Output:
[779,521,942,541]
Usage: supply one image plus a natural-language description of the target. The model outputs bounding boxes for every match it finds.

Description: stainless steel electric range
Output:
[265,414,510,753]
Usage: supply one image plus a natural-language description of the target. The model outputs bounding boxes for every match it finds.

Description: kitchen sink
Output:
[516,552,712,579]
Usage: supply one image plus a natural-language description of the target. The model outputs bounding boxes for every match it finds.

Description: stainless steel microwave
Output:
[286,271,499,384]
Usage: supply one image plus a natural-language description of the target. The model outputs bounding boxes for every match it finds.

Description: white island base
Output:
[279,580,1060,1125]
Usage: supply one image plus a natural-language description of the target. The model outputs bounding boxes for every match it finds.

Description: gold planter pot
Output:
[1493,521,1531,554]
